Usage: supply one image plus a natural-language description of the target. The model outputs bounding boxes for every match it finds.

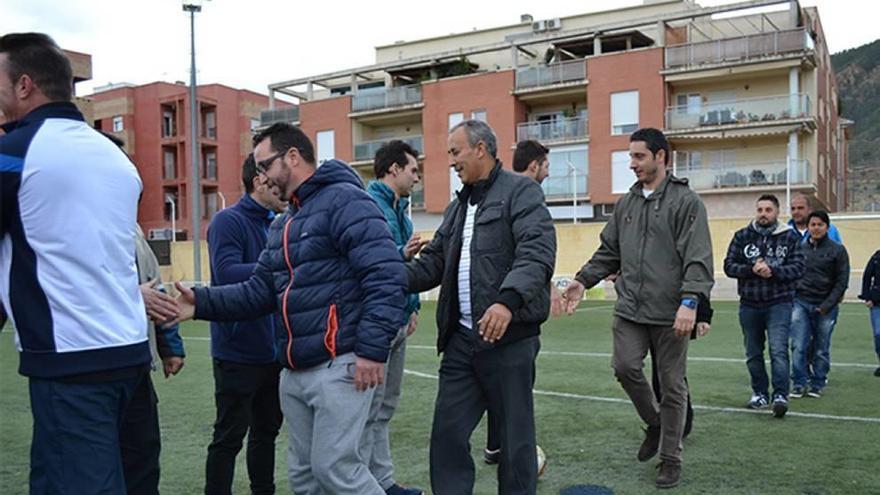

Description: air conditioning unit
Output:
[532,20,547,32]
[547,18,562,30]
[149,228,173,241]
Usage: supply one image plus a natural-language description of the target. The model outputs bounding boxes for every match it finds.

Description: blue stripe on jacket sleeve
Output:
[0,154,24,172]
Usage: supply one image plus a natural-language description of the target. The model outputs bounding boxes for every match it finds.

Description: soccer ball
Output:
[536,445,547,477]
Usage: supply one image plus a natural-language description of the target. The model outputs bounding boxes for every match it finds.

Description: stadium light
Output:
[183,0,205,284]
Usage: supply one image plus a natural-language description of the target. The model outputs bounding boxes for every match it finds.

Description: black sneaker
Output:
[807,387,822,398]
[655,460,682,489]
[637,424,661,462]
[772,396,788,418]
[790,386,806,399]
[483,448,500,465]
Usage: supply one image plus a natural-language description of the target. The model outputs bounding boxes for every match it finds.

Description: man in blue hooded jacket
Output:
[173,123,407,495]
[204,154,288,495]
[365,140,425,495]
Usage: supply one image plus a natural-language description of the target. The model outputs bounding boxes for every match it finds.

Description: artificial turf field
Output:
[1,300,878,494]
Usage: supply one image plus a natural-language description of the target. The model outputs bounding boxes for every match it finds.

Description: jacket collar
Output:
[239,193,276,221]
[1,101,84,133]
[367,180,409,212]
[456,160,502,206]
[628,172,688,200]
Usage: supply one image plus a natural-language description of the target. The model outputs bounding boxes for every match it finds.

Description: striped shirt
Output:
[458,202,478,329]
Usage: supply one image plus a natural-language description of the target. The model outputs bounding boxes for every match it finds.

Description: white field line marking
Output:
[404,345,877,369]
[402,369,880,424]
[180,338,876,369]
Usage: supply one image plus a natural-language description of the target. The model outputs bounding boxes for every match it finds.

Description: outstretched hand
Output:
[165,282,196,327]
[562,280,586,315]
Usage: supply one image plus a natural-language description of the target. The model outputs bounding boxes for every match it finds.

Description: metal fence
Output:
[665,93,810,130]
[351,86,422,112]
[665,28,813,69]
[515,59,586,90]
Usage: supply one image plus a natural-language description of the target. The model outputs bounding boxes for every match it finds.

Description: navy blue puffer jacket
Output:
[193,160,407,369]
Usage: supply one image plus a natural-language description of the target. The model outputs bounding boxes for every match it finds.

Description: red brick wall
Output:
[299,96,353,163]
[92,82,271,238]
[421,70,524,213]
[586,48,665,205]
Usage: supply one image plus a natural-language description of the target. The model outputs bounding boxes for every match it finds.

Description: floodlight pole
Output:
[184,1,202,284]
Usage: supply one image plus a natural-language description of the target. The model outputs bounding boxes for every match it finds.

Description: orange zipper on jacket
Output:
[324,304,338,359]
[281,217,296,368]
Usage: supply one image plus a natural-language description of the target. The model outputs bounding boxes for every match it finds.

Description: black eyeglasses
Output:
[255,148,294,175]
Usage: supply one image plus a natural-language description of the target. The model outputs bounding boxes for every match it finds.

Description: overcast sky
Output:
[2,0,876,99]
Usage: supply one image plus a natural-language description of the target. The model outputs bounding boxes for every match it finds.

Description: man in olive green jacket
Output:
[563,128,713,490]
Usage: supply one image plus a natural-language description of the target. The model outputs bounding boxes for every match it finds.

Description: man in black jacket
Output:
[858,249,880,376]
[790,211,849,398]
[407,120,556,495]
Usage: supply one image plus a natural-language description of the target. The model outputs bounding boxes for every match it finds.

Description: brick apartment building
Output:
[90,83,277,240]
[261,0,849,229]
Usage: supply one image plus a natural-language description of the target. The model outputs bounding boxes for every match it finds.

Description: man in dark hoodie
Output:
[563,128,714,490]
[203,155,287,495]
[858,249,880,376]
[724,194,804,418]
[171,123,407,495]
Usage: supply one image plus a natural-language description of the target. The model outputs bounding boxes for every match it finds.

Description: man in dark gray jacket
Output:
[407,120,556,495]
[790,210,849,398]
[563,128,713,489]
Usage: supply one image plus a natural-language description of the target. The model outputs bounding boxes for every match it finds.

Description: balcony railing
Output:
[515,59,587,90]
[676,159,811,191]
[665,28,813,69]
[351,86,422,113]
[665,94,810,130]
[517,117,587,143]
[353,135,424,162]
[260,107,300,126]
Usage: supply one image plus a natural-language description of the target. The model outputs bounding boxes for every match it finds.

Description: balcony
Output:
[517,117,587,144]
[260,107,300,127]
[351,86,422,113]
[515,59,586,91]
[665,94,811,132]
[677,159,811,192]
[353,135,423,163]
[664,28,814,71]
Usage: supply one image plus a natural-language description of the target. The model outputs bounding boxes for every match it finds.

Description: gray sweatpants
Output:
[363,326,407,490]
[279,353,384,495]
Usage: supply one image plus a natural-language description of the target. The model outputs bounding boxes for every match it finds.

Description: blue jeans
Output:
[790,299,839,390]
[739,302,792,398]
[871,306,880,357]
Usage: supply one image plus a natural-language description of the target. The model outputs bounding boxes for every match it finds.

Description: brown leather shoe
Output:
[656,460,682,489]
[637,424,661,462]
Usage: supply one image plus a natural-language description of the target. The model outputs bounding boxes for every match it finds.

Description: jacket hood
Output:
[749,220,793,236]
[294,159,364,204]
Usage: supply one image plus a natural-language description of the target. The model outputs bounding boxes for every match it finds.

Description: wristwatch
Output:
[680,298,698,310]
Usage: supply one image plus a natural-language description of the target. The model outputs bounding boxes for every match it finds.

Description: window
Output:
[471,109,487,122]
[162,108,175,137]
[204,111,216,139]
[163,191,179,221]
[676,150,702,171]
[250,118,260,132]
[611,91,638,135]
[542,145,588,199]
[112,115,124,132]
[203,191,218,220]
[163,149,176,179]
[675,93,701,115]
[448,112,464,130]
[611,150,633,193]
[448,113,465,199]
[316,130,335,165]
[203,151,217,180]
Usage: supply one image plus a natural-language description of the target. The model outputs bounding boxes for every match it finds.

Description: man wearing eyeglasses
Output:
[171,123,407,495]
